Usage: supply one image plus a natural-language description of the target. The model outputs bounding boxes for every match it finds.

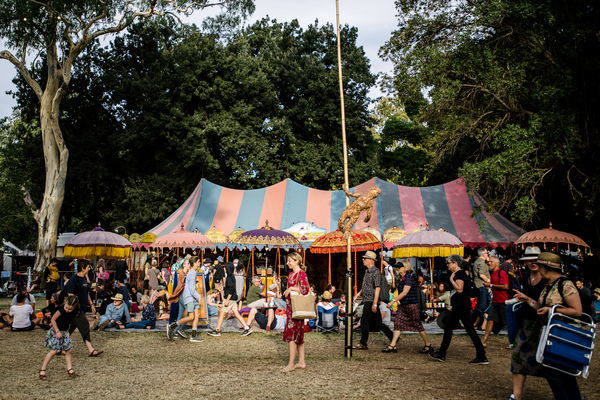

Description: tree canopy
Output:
[380,0,600,248]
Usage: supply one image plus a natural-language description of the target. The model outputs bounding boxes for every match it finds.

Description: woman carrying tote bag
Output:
[281,252,310,372]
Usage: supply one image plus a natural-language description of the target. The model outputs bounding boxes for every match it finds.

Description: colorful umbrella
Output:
[64,226,132,260]
[233,220,300,250]
[362,226,382,242]
[515,223,590,253]
[309,228,381,286]
[392,228,464,303]
[151,224,214,249]
[391,228,464,258]
[283,221,327,243]
[228,227,246,243]
[383,226,407,249]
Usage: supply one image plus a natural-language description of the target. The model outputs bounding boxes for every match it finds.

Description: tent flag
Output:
[147,177,525,249]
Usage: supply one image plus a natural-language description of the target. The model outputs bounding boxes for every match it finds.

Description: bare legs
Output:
[282,341,306,371]
[512,373,526,400]
[40,348,73,378]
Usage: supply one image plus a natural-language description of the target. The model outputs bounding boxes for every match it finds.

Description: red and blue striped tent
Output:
[147,177,524,249]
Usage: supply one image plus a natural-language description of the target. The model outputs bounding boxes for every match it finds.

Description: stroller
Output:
[536,305,596,378]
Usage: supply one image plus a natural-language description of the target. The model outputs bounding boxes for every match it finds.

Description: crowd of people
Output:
[1,246,598,399]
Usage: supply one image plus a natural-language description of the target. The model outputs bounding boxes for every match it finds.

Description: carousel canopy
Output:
[147,177,525,248]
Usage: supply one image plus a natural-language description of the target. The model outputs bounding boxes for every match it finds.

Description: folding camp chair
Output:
[536,305,597,378]
[316,305,340,334]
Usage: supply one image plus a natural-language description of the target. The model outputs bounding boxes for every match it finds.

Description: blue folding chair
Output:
[316,305,340,334]
[536,305,597,378]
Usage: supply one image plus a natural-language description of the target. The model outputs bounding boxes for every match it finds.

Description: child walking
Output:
[39,296,80,380]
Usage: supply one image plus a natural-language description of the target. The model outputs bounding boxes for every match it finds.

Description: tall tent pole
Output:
[336,0,353,359]
[328,253,331,285]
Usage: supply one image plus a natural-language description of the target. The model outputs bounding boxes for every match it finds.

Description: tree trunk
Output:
[33,71,69,272]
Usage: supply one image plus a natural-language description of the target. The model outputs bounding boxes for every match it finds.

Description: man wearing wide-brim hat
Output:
[93,293,131,331]
[351,251,394,350]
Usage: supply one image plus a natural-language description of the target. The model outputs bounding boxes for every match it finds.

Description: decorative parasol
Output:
[310,229,381,254]
[383,226,407,249]
[228,227,246,244]
[151,224,214,250]
[283,221,327,243]
[391,228,464,258]
[64,224,132,260]
[362,226,382,242]
[515,223,590,254]
[233,220,300,250]
[309,228,381,287]
[392,227,464,303]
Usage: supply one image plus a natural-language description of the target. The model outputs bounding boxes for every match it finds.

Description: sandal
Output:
[280,365,295,373]
[39,369,47,380]
[88,349,104,357]
[352,344,368,350]
[382,346,397,353]
[66,368,78,377]
[419,345,433,354]
[294,364,306,370]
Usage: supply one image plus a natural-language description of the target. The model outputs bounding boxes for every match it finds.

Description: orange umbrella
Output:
[309,229,381,287]
[383,226,407,249]
[515,223,590,254]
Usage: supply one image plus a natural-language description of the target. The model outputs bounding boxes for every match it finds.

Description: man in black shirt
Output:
[430,254,488,365]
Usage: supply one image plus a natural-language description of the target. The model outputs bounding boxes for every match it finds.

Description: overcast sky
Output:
[0,0,398,120]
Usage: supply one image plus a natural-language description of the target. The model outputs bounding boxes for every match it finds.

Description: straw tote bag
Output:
[290,273,316,320]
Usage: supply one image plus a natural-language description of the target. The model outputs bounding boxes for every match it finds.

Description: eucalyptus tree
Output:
[0,0,254,270]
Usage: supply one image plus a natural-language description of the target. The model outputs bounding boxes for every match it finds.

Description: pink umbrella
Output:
[151,224,214,249]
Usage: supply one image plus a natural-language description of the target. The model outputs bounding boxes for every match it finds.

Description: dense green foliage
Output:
[381,0,600,247]
[1,17,378,243]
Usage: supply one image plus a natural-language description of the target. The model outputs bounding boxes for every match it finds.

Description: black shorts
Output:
[487,302,507,327]
[254,311,277,330]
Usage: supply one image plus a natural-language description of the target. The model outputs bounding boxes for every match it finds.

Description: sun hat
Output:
[519,246,541,261]
[217,256,224,263]
[594,288,600,296]
[362,251,377,261]
[322,291,332,300]
[111,293,124,301]
[536,252,562,269]
[203,258,212,264]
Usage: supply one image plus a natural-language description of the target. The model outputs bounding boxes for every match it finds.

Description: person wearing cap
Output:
[246,276,268,308]
[472,247,490,329]
[93,293,131,331]
[507,246,544,400]
[352,251,394,350]
[514,252,583,400]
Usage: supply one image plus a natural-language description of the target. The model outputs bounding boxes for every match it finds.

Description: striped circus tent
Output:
[147,177,525,249]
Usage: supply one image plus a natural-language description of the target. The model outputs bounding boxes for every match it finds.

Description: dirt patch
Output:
[1,329,598,399]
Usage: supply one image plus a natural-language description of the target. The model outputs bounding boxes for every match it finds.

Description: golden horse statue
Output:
[338,185,381,239]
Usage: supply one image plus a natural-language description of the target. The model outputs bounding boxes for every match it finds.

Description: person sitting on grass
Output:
[125,295,156,329]
[11,286,37,309]
[39,295,80,380]
[7,292,41,331]
[39,293,61,330]
[92,293,131,330]
[206,289,221,316]
[207,262,252,337]
[245,307,286,332]
[246,276,268,308]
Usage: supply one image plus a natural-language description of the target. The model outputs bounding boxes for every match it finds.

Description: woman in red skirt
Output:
[281,252,310,372]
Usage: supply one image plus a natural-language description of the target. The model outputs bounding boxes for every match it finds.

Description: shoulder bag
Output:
[290,272,316,320]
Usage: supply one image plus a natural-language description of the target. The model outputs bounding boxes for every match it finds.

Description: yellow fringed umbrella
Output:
[64,225,132,260]
[392,228,464,303]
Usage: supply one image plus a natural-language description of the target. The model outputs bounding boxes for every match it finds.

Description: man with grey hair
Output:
[481,255,509,347]
[472,247,490,329]
[352,251,393,350]
[430,254,487,364]
[246,276,268,308]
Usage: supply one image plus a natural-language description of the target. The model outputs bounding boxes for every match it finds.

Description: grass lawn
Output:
[1,326,599,400]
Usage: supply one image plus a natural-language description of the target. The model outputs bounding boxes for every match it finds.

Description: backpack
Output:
[493,269,522,298]
[550,276,594,318]
[379,271,390,303]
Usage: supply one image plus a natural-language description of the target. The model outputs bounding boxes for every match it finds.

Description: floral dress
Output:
[283,270,310,344]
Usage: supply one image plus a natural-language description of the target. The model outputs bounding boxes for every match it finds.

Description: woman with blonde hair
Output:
[385,260,433,353]
[281,252,310,372]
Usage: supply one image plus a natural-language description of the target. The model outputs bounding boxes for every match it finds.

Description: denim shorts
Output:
[185,301,200,312]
